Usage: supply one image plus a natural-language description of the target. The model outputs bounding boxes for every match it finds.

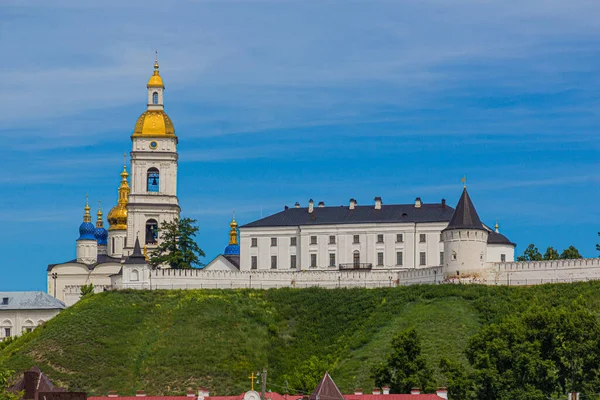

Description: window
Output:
[251,238,257,247]
[112,237,115,252]
[251,256,258,270]
[271,256,277,269]
[271,238,277,247]
[1,298,7,305]
[377,234,384,243]
[419,234,426,243]
[329,235,336,244]
[420,252,426,266]
[480,252,484,261]
[4,328,10,337]
[290,255,297,269]
[452,251,457,261]
[353,251,360,266]
[145,219,158,244]
[131,269,139,281]
[310,236,317,245]
[396,234,403,243]
[147,167,160,192]
[501,254,506,262]
[290,237,297,246]
[396,251,403,266]
[353,235,360,244]
[152,92,159,104]
[310,254,317,268]
[329,253,336,267]
[440,252,444,265]
[440,233,444,242]
[24,327,33,333]
[377,252,384,266]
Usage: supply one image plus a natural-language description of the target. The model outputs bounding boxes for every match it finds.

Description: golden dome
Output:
[147,60,164,88]
[132,110,175,137]
[108,164,130,231]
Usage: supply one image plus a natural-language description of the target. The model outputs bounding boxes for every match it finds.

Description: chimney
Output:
[354,389,363,396]
[318,201,325,208]
[441,198,446,208]
[136,390,146,397]
[203,389,210,397]
[350,199,356,210]
[382,386,390,395]
[197,388,205,400]
[374,197,382,210]
[414,197,422,208]
[23,370,40,400]
[308,199,314,214]
[187,390,196,397]
[410,387,420,395]
[284,205,289,210]
[372,388,381,395]
[108,391,118,398]
[435,388,448,400]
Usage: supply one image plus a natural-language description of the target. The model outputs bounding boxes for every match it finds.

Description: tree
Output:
[439,357,475,400]
[149,217,205,269]
[283,355,331,393]
[0,367,22,400]
[80,283,94,297]
[560,246,582,260]
[372,328,434,394]
[516,244,542,262]
[543,247,560,260]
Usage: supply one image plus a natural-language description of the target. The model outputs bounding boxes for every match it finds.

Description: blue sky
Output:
[1,0,599,291]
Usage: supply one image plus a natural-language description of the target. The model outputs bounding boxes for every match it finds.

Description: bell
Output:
[151,177,158,185]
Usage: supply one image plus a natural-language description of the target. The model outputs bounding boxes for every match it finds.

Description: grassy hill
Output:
[3,283,600,396]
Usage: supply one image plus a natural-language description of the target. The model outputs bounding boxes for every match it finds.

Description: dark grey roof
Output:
[309,372,344,400]
[47,254,121,271]
[124,238,147,265]
[487,230,516,247]
[241,203,455,228]
[0,292,65,310]
[444,188,485,231]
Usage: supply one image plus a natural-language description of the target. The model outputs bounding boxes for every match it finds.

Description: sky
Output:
[1,0,599,291]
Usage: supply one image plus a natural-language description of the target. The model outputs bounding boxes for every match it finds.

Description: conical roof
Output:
[444,187,485,231]
[124,238,147,265]
[309,372,345,400]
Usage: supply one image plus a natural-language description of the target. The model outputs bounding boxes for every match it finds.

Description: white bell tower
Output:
[125,55,180,254]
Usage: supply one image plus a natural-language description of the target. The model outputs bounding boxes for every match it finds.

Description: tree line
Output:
[516,244,582,261]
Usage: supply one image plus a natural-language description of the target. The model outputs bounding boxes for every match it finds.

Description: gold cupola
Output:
[132,56,176,140]
[107,162,130,231]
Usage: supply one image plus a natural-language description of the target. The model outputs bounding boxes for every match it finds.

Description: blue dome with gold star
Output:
[94,208,108,245]
[77,198,96,241]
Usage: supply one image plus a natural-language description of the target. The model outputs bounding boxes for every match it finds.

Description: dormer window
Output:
[1,297,8,305]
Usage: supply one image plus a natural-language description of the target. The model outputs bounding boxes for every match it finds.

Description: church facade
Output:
[47,62,600,306]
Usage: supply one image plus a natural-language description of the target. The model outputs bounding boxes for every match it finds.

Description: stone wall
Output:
[488,258,600,285]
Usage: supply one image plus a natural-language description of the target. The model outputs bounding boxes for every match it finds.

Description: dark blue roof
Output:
[241,202,455,228]
[487,230,516,247]
[444,188,486,231]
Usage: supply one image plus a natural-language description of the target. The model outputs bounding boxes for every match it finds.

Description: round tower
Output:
[107,162,130,257]
[442,187,488,278]
[76,196,98,264]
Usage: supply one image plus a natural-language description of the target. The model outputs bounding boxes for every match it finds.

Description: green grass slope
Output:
[3,283,600,396]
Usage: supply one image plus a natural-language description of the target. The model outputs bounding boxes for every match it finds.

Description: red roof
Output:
[90,393,442,400]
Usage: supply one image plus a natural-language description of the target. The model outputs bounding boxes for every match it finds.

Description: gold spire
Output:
[461,175,467,189]
[147,51,164,88]
[495,220,499,233]
[229,211,238,245]
[107,159,130,231]
[83,194,92,223]
[96,200,104,228]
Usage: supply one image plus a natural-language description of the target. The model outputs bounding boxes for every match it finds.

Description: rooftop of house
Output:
[0,292,65,311]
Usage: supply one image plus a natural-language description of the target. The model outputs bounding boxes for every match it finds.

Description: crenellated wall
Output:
[488,258,600,285]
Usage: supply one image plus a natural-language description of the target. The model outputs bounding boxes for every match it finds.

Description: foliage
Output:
[283,355,332,393]
[0,367,22,400]
[560,246,582,260]
[372,328,434,393]
[516,244,542,261]
[149,218,205,269]
[543,246,560,260]
[80,283,94,297]
[439,357,475,400]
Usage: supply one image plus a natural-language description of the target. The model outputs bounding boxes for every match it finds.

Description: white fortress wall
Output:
[488,258,600,285]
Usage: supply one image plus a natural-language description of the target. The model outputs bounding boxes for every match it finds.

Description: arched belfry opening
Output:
[152,92,158,104]
[145,219,158,244]
[147,168,159,192]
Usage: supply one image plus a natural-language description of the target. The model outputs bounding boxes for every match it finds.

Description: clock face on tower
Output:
[149,141,158,150]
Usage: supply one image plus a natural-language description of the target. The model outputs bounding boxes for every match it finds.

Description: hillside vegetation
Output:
[2,283,600,396]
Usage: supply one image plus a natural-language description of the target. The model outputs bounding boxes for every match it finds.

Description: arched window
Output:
[152,92,159,104]
[146,219,158,244]
[23,320,34,333]
[131,269,139,281]
[1,319,12,338]
[147,168,159,192]
[353,251,360,267]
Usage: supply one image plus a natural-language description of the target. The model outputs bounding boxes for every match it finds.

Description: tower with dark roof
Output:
[442,187,489,278]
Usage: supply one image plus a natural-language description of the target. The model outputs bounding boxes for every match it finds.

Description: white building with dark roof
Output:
[0,292,65,340]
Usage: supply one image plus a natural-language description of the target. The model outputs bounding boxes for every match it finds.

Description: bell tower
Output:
[125,56,180,255]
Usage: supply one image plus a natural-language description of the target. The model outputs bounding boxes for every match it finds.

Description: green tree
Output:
[372,328,434,394]
[80,283,94,297]
[560,246,582,260]
[466,305,600,399]
[516,244,543,262]
[439,357,475,400]
[149,217,205,269]
[0,367,22,400]
[283,355,331,393]
[543,247,560,260]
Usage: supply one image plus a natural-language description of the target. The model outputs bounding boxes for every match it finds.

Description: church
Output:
[49,60,600,306]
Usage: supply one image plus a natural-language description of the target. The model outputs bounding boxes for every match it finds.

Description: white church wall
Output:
[48,263,121,306]
[486,244,515,263]
[0,309,61,340]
